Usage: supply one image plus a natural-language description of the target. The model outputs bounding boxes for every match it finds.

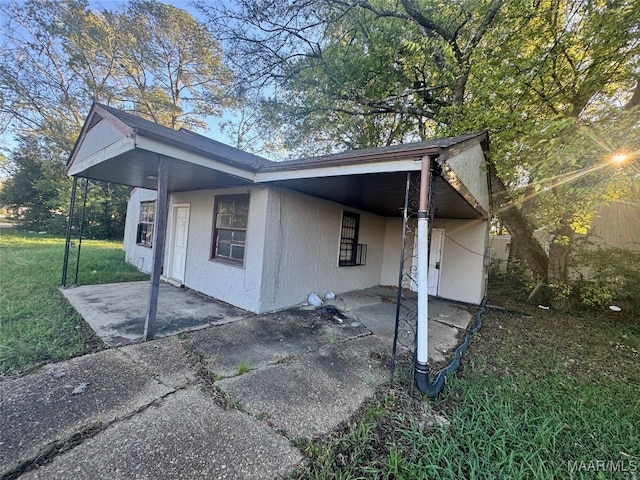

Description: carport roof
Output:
[74,103,275,171]
[67,102,489,218]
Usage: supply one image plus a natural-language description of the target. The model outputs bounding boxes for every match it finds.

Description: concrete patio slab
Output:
[331,286,473,363]
[188,308,370,378]
[346,301,465,362]
[217,335,391,439]
[20,387,302,480]
[61,281,249,346]
[2,283,484,479]
[61,283,473,367]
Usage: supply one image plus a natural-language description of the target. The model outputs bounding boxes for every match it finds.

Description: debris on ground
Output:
[307,292,323,307]
[71,383,89,395]
[315,305,348,324]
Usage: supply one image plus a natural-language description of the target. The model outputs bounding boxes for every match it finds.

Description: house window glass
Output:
[213,195,249,264]
[136,201,155,247]
[339,211,366,266]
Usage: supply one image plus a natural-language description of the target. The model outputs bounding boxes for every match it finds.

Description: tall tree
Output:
[107,0,235,129]
[201,0,640,297]
[0,0,234,237]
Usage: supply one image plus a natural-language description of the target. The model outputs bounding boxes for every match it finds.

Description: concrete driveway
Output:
[1,285,474,479]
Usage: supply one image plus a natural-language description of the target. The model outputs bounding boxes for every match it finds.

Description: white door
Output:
[169,205,190,283]
[427,228,444,296]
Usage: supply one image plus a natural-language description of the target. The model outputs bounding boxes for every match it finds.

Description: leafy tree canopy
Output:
[0,0,234,237]
[200,0,640,298]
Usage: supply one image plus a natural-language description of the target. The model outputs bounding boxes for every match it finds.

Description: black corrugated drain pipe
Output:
[415,297,487,397]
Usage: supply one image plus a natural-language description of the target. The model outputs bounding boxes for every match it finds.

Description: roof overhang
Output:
[67,104,258,192]
[67,103,490,219]
[268,171,486,218]
[70,147,254,192]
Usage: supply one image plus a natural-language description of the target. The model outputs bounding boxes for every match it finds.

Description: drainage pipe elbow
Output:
[414,298,487,398]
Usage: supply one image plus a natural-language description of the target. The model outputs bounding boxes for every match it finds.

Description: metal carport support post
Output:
[62,176,78,287]
[415,155,433,390]
[144,156,169,340]
[61,176,89,287]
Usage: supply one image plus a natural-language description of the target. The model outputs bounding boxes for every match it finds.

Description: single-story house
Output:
[66,103,491,372]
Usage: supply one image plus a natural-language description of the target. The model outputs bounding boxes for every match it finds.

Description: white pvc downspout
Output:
[415,155,432,391]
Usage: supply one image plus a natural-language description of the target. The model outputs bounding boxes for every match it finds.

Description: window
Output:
[212,195,249,264]
[136,201,155,247]
[339,211,367,266]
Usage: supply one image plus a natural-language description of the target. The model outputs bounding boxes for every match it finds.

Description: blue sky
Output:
[0,0,243,163]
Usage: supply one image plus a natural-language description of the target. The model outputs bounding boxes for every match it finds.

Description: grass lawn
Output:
[1,231,638,478]
[0,229,148,375]
[291,277,640,479]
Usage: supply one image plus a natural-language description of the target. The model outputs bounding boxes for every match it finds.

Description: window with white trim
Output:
[136,201,155,247]
[212,195,249,264]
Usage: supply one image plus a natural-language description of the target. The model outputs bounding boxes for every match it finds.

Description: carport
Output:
[63,102,491,393]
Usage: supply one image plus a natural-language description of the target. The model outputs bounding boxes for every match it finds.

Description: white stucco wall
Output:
[123,187,156,273]
[258,187,387,312]
[446,144,490,213]
[166,187,268,313]
[380,217,403,286]
[123,185,489,311]
[433,218,488,304]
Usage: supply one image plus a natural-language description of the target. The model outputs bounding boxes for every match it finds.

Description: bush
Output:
[571,243,640,315]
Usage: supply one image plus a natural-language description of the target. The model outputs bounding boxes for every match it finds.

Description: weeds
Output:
[237,361,250,375]
[289,276,640,479]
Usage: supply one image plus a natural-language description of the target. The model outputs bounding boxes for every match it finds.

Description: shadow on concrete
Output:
[61,282,250,346]
[3,283,479,479]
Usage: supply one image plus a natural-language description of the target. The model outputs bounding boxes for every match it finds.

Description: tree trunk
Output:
[547,216,574,286]
[489,167,549,281]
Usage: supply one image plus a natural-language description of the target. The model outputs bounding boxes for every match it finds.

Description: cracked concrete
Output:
[18,388,301,480]
[1,286,474,479]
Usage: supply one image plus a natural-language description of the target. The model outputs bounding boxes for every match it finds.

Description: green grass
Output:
[0,230,148,375]
[237,361,250,375]
[2,231,639,478]
[290,275,640,479]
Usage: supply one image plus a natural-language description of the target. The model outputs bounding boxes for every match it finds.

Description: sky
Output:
[0,0,244,164]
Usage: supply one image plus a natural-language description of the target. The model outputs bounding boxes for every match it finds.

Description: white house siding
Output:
[166,187,268,313]
[123,187,156,273]
[446,144,490,213]
[434,218,488,304]
[258,187,387,312]
[380,217,403,286]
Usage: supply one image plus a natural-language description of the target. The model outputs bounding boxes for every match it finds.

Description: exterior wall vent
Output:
[87,113,103,130]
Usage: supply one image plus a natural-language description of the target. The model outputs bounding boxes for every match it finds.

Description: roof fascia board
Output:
[254,158,423,182]
[259,147,440,173]
[135,136,256,181]
[68,137,136,176]
[439,162,488,217]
